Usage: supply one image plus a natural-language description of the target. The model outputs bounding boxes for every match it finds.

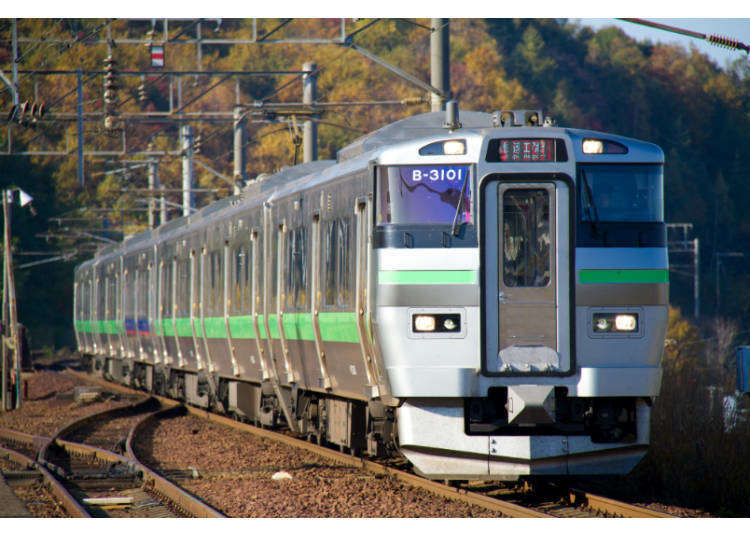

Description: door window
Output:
[502,189,550,287]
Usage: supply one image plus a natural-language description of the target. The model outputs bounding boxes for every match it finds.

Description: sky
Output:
[577,18,750,71]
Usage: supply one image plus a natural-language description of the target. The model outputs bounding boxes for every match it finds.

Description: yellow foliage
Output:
[663,306,704,375]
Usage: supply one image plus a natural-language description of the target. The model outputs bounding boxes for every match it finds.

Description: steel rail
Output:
[182,403,552,518]
[55,436,225,518]
[0,426,50,452]
[568,488,676,518]
[68,368,679,518]
[14,387,224,518]
[37,395,156,466]
[66,368,549,518]
[0,444,90,518]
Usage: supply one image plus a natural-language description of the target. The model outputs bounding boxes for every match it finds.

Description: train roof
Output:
[75,109,665,271]
[337,111,494,162]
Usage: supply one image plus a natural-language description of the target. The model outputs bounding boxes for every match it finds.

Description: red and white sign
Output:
[151,45,164,68]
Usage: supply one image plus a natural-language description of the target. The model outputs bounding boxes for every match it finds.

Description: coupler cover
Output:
[506,385,555,425]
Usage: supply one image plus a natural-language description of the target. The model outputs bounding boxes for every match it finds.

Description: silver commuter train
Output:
[74,107,668,480]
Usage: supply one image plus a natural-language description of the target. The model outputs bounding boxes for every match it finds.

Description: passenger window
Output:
[294,227,307,309]
[337,217,351,307]
[231,247,241,313]
[241,246,251,312]
[324,220,337,306]
[322,218,352,308]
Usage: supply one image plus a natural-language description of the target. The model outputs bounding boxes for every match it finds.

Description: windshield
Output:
[578,164,663,223]
[377,165,472,225]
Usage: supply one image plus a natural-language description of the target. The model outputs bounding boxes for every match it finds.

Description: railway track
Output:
[0,391,224,518]
[66,367,676,519]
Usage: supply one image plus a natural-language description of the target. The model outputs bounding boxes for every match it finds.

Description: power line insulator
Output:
[194,134,202,154]
[104,89,117,104]
[137,82,147,102]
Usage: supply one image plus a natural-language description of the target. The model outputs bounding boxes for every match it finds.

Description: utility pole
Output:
[2,191,21,410]
[11,19,18,107]
[302,62,318,163]
[147,159,159,228]
[1,194,7,411]
[181,124,194,217]
[77,68,84,187]
[430,18,450,112]
[233,106,246,193]
[667,223,700,319]
[693,238,700,319]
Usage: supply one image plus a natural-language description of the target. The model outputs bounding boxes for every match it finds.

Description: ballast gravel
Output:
[0,370,131,438]
[135,414,499,518]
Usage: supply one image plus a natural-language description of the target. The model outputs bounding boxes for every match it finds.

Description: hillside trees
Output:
[1,18,750,345]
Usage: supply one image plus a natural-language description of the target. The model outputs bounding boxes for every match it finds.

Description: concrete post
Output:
[233,106,246,194]
[303,62,318,163]
[181,125,194,217]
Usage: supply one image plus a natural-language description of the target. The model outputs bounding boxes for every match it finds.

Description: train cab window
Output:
[503,189,551,287]
[579,164,664,223]
[377,165,472,225]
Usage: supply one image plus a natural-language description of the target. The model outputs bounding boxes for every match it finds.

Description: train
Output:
[74,105,668,480]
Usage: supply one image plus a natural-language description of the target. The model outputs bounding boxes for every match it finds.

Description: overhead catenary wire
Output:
[3,19,114,96]
[13,19,65,64]
[619,18,750,54]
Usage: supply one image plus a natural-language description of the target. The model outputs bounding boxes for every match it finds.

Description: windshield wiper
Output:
[580,169,600,235]
[450,174,470,237]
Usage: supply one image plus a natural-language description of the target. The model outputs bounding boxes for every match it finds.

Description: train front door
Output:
[480,175,572,376]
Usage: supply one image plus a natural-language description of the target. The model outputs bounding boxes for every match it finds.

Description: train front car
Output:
[373,110,667,479]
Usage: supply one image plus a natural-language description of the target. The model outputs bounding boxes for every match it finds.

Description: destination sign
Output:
[486,138,567,163]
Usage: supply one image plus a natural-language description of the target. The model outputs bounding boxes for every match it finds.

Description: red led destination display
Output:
[486,138,567,163]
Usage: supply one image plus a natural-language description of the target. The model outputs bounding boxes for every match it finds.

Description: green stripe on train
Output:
[579,269,669,284]
[78,312,360,343]
[378,270,477,285]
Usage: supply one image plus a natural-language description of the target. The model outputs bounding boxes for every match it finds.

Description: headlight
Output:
[443,318,458,331]
[412,313,461,333]
[615,314,638,332]
[442,140,466,155]
[582,139,604,154]
[418,139,467,156]
[593,313,639,333]
[582,138,628,155]
[414,315,436,332]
